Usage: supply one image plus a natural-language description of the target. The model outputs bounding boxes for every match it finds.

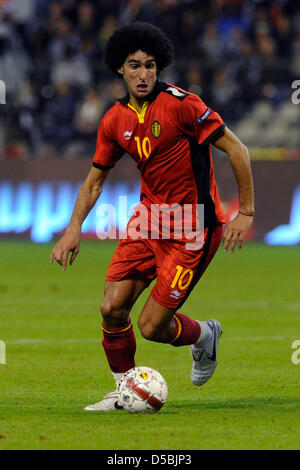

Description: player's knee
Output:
[138,320,160,341]
[100,299,128,326]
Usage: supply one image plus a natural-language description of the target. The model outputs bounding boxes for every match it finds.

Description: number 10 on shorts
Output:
[171,265,193,290]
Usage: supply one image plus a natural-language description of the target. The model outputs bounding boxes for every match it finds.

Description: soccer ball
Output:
[117,366,168,413]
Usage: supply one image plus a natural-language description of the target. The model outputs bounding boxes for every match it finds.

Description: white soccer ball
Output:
[117,366,168,413]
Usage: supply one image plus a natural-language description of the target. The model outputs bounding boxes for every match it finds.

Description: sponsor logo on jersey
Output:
[196,109,212,124]
[151,120,161,138]
[124,130,133,140]
[166,86,186,98]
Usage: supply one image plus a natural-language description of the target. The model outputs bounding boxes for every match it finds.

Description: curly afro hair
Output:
[104,22,174,77]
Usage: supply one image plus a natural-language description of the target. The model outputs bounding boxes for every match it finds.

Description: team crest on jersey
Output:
[151,120,161,138]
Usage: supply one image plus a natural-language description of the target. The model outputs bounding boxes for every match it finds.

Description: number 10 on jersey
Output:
[135,136,151,159]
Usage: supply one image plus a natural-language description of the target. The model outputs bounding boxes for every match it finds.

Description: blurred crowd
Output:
[0,0,300,158]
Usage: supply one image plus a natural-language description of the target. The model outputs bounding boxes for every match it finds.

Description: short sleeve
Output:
[177,94,225,146]
[93,114,124,170]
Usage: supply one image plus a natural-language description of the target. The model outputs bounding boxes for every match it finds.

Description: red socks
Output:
[102,314,200,373]
[169,313,201,347]
[102,320,136,373]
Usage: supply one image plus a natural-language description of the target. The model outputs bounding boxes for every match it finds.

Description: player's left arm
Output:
[212,126,254,253]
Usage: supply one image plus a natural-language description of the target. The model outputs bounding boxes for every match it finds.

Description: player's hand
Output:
[50,230,80,271]
[223,212,253,253]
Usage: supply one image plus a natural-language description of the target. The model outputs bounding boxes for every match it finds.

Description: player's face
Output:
[118,50,157,103]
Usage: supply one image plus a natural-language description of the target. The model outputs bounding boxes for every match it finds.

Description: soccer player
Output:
[50,22,254,411]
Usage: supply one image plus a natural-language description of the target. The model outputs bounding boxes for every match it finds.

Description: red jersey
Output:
[93,81,225,228]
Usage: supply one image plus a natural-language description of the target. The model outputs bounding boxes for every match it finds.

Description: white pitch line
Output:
[5,338,99,345]
[222,336,290,342]
[4,336,299,345]
[2,300,300,309]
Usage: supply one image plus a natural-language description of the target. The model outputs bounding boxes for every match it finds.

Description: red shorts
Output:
[106,224,223,309]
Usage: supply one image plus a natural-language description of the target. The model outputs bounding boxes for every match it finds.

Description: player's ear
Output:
[118,65,124,76]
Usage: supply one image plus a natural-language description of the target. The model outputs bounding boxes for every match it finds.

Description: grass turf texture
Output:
[0,240,299,450]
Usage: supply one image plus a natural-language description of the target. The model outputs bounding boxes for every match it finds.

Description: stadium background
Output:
[0,0,299,245]
[1,0,300,452]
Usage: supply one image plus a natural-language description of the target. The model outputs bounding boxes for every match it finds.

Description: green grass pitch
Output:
[0,240,299,450]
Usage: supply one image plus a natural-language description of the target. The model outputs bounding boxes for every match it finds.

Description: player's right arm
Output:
[50,166,110,271]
